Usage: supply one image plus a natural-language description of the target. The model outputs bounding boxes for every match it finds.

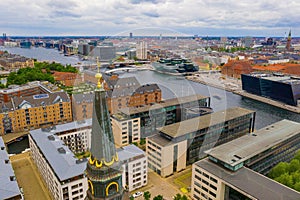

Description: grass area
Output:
[10,152,52,200]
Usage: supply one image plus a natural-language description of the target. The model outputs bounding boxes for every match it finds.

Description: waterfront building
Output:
[118,144,147,192]
[119,94,211,138]
[0,91,72,135]
[146,107,255,177]
[111,113,140,147]
[192,120,300,200]
[241,73,300,106]
[0,137,22,200]
[0,52,34,71]
[85,62,124,199]
[29,131,88,200]
[0,81,58,103]
[77,73,162,115]
[136,41,147,60]
[92,46,116,61]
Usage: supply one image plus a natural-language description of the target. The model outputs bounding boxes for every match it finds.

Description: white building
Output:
[118,145,148,192]
[0,137,22,200]
[111,113,140,147]
[38,119,92,154]
[29,131,88,200]
[136,41,147,60]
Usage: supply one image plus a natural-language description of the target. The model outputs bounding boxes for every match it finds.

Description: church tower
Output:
[286,29,292,51]
[85,59,123,200]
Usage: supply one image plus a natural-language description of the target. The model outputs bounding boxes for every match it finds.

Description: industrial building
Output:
[192,119,300,200]
[146,107,255,177]
[241,73,300,106]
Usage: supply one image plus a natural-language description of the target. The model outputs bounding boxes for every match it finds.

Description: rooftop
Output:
[0,137,21,199]
[147,133,176,147]
[196,158,300,200]
[158,107,254,138]
[29,131,87,182]
[205,120,300,167]
[117,144,146,162]
[119,94,209,115]
[30,118,92,136]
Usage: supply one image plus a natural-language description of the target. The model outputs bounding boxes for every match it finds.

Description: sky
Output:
[1,0,300,37]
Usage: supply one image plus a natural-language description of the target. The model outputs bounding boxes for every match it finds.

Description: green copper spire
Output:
[85,58,123,200]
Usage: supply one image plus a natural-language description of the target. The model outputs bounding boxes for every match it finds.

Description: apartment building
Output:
[119,94,211,138]
[31,118,92,154]
[0,81,57,103]
[75,74,162,116]
[146,107,255,177]
[118,145,148,192]
[0,137,22,200]
[0,91,72,135]
[191,120,300,200]
[111,113,140,147]
[29,131,88,200]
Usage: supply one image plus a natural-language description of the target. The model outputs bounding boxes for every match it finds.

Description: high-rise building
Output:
[129,32,133,38]
[136,41,147,60]
[85,61,124,199]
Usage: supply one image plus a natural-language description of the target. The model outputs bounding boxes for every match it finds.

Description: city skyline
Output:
[2,0,300,37]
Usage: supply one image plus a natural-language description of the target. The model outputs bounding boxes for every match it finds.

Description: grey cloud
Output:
[142,11,160,18]
[52,11,81,18]
[47,0,78,9]
[130,0,165,4]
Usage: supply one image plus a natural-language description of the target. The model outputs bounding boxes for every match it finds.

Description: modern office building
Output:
[0,137,22,200]
[111,113,140,147]
[147,107,255,177]
[92,46,116,61]
[119,94,211,138]
[118,144,147,192]
[136,41,147,60]
[0,91,72,135]
[192,119,300,200]
[29,132,88,200]
[241,73,300,106]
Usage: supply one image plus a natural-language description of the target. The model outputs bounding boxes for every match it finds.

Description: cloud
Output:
[1,0,300,36]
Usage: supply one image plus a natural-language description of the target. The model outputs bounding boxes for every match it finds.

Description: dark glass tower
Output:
[85,60,123,200]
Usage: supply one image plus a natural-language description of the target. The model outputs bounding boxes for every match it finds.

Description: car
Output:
[132,191,143,198]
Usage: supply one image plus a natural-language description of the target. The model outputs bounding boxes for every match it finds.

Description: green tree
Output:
[268,162,289,178]
[275,173,293,188]
[153,195,163,200]
[130,196,134,200]
[173,193,182,200]
[289,159,300,173]
[143,191,151,200]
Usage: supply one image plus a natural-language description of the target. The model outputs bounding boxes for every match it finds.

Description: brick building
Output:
[221,60,252,79]
[53,71,83,87]
[0,92,72,135]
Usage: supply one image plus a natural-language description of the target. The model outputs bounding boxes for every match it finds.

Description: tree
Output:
[268,162,289,178]
[153,195,163,200]
[275,173,293,188]
[130,196,134,200]
[143,191,151,200]
[173,194,188,200]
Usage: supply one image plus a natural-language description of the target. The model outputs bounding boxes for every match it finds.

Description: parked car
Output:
[132,191,143,198]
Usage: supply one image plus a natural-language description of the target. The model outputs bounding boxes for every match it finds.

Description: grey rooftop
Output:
[0,137,21,199]
[117,144,146,162]
[29,131,87,182]
[196,158,300,200]
[158,107,254,138]
[205,119,300,167]
[30,118,92,136]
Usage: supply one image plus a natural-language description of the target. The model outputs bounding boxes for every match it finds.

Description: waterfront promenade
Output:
[186,72,300,114]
